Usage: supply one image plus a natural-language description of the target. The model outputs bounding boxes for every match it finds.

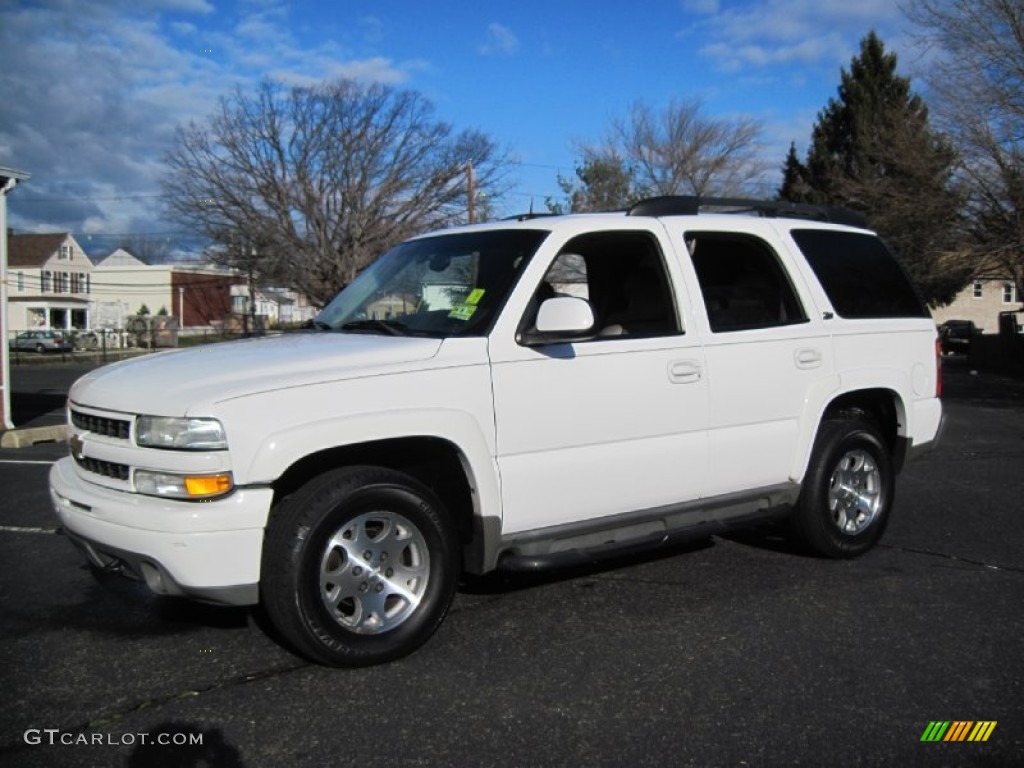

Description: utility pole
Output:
[248,244,257,336]
[467,163,476,225]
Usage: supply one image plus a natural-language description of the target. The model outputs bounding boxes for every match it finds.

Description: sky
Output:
[0,0,924,258]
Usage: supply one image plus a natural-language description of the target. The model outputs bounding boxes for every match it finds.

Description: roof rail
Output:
[502,212,560,222]
[626,196,867,228]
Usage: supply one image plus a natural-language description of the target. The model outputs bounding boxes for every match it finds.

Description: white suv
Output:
[50,196,944,666]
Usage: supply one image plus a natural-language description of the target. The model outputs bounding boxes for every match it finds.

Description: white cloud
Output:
[0,0,426,244]
[235,17,282,41]
[478,23,519,57]
[682,0,903,72]
[701,36,840,71]
[270,57,411,87]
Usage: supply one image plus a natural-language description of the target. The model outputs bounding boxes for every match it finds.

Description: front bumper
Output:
[49,457,273,606]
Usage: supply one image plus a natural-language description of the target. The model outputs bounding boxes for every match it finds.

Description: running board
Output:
[497,486,797,572]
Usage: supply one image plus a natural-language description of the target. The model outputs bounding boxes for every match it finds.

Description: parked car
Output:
[52,195,944,667]
[938,319,978,355]
[9,330,73,353]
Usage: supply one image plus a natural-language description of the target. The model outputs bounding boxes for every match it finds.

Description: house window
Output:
[59,244,72,260]
[42,271,52,293]
[85,274,91,294]
[60,272,70,293]
[70,273,80,293]
[972,281,983,299]
[1004,283,1018,304]
[16,272,24,292]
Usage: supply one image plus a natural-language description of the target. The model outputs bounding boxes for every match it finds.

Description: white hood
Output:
[69,333,443,416]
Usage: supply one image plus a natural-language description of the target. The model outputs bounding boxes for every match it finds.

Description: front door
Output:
[488,227,710,536]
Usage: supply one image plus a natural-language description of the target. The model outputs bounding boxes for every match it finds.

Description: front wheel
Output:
[260,466,459,666]
[792,416,894,558]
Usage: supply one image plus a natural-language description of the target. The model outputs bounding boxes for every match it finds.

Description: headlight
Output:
[136,416,227,450]
[134,470,234,499]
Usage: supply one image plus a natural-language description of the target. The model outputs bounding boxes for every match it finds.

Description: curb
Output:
[0,424,68,448]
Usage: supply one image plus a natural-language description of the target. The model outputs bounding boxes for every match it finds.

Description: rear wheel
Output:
[792,416,894,558]
[260,466,459,666]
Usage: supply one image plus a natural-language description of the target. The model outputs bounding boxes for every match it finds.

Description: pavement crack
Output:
[76,661,311,731]
[878,543,1024,574]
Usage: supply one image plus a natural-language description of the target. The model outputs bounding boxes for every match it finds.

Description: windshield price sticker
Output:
[449,288,484,320]
[448,304,478,321]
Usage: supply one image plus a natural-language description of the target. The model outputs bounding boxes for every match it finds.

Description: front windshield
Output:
[316,229,548,337]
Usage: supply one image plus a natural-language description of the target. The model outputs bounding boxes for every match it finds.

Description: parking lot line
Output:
[0,525,59,534]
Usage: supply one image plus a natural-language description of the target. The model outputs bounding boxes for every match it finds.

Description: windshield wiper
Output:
[339,319,409,336]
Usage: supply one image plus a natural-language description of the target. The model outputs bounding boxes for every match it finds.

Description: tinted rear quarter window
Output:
[791,230,927,318]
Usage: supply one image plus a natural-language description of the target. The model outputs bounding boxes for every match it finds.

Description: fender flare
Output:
[789,370,909,483]
[245,407,502,552]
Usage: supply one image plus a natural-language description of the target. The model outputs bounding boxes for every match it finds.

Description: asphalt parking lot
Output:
[0,359,1021,767]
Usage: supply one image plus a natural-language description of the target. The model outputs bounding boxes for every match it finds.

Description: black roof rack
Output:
[502,212,560,222]
[626,196,867,228]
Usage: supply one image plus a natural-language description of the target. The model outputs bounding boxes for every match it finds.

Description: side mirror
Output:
[521,296,595,346]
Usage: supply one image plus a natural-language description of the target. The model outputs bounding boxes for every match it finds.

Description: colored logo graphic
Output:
[920,721,997,742]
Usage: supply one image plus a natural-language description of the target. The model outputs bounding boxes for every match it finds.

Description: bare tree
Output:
[905,0,1024,302]
[613,99,767,197]
[162,79,511,307]
[111,235,174,264]
[551,99,766,214]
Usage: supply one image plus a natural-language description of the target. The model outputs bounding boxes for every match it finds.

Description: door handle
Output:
[795,348,823,369]
[668,360,703,384]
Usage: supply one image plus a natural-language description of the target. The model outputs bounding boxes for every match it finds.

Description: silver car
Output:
[9,330,73,353]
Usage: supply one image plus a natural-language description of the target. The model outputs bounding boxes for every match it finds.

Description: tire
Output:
[260,466,459,667]
[35,343,46,353]
[792,416,894,558]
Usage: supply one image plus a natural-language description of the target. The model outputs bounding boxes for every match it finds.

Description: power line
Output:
[16,194,164,204]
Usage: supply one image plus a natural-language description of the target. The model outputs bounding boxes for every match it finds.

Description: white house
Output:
[231,284,318,326]
[91,249,175,327]
[932,277,1021,333]
[92,253,244,330]
[7,232,94,331]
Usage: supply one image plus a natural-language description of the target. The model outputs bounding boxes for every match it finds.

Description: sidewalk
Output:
[1,362,99,448]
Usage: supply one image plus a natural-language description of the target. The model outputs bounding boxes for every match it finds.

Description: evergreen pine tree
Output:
[778,142,812,202]
[788,31,965,304]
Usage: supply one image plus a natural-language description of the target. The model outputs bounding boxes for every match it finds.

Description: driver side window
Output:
[521,231,680,340]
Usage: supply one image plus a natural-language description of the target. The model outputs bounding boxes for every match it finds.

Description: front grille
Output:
[73,453,130,481]
[71,410,131,440]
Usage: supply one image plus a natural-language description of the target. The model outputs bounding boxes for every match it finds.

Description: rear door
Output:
[668,223,834,497]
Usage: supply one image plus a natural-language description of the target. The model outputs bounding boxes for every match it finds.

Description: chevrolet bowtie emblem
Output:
[68,434,85,461]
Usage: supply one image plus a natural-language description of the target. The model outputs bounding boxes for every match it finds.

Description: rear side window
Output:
[791,230,927,318]
[686,232,808,333]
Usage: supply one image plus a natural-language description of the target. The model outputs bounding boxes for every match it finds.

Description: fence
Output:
[6,325,284,366]
[969,331,1024,376]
